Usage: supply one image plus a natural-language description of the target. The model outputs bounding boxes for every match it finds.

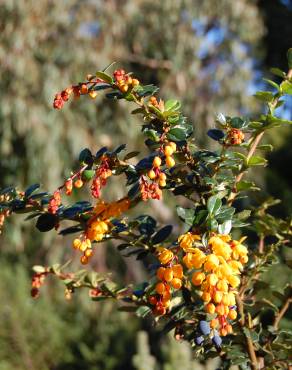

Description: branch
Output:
[273,296,292,331]
[228,131,264,205]
[236,295,258,370]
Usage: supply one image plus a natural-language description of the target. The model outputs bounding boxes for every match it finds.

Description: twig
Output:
[273,296,292,331]
[236,295,258,370]
[228,131,264,205]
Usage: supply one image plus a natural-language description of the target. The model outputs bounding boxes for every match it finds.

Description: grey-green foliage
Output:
[0,263,72,370]
[132,331,157,370]
[162,335,220,370]
[0,259,141,370]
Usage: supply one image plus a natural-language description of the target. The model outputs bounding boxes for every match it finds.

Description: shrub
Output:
[1,51,292,369]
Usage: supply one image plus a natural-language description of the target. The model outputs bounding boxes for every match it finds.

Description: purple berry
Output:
[199,320,210,335]
[212,335,222,348]
[195,336,204,345]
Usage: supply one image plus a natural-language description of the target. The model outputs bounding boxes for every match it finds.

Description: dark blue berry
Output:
[212,335,222,348]
[195,336,204,345]
[199,320,211,335]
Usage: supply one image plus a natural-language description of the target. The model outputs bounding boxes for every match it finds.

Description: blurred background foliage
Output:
[0,0,291,369]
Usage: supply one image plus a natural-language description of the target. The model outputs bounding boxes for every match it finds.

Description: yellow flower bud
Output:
[222,293,230,306]
[204,254,220,271]
[217,279,229,292]
[148,169,156,180]
[206,273,218,286]
[210,318,219,328]
[163,268,174,282]
[156,282,166,295]
[202,291,211,302]
[73,238,81,250]
[165,156,175,168]
[213,291,223,303]
[215,304,225,316]
[228,309,237,320]
[227,275,240,288]
[169,142,177,152]
[171,278,182,290]
[153,156,162,168]
[164,145,174,156]
[172,264,183,279]
[228,292,236,306]
[240,255,248,264]
[205,303,216,314]
[192,271,205,286]
[156,267,166,280]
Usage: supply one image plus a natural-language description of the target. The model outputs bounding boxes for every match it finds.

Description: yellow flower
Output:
[204,254,220,271]
[213,291,223,303]
[228,260,243,274]
[191,271,205,286]
[206,273,218,286]
[209,236,232,259]
[158,248,174,265]
[227,274,240,288]
[202,291,211,302]
[217,279,229,292]
[178,233,200,251]
[172,264,183,279]
[228,309,237,320]
[205,303,216,314]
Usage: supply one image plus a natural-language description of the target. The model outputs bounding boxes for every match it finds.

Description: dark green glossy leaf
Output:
[176,206,196,226]
[152,225,173,244]
[207,195,222,215]
[207,129,225,141]
[25,183,40,197]
[36,213,58,232]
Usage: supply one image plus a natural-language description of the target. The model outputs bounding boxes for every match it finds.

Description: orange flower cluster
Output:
[53,75,107,109]
[148,248,183,316]
[113,69,139,93]
[73,198,130,264]
[91,157,112,198]
[140,176,162,201]
[179,233,248,336]
[48,190,61,214]
[226,128,245,145]
[73,220,109,265]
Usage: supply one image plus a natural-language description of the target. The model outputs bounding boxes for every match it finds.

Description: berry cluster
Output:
[148,248,183,316]
[179,233,248,336]
[226,128,245,145]
[53,87,73,109]
[53,75,106,109]
[48,190,62,214]
[144,142,177,200]
[140,176,162,201]
[194,320,223,350]
[164,142,176,168]
[91,157,112,198]
[113,69,139,93]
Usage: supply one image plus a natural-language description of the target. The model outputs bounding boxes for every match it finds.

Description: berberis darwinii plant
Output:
[1,50,292,369]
